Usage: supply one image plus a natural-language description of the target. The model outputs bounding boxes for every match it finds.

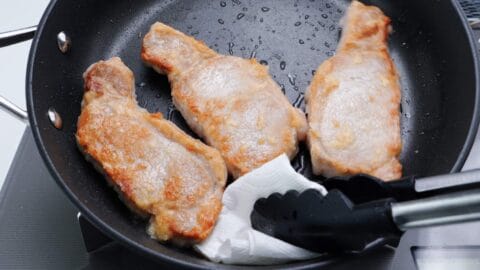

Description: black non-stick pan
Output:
[0,0,479,269]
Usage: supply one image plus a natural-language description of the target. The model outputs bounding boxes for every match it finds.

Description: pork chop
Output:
[306,1,402,181]
[76,57,227,244]
[141,23,308,178]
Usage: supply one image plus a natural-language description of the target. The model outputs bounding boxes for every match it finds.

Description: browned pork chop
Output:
[306,1,402,181]
[142,23,308,178]
[76,57,227,244]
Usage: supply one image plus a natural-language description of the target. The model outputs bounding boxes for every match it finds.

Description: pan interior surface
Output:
[27,0,479,269]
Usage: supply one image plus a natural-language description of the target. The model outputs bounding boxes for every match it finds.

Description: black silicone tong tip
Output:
[322,174,417,204]
[323,169,480,204]
[251,189,402,254]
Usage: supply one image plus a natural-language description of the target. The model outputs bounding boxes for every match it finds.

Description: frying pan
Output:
[0,0,479,269]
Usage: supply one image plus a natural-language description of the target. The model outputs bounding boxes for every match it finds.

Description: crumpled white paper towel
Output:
[195,154,327,265]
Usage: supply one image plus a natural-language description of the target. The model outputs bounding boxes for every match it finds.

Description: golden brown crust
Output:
[76,57,227,243]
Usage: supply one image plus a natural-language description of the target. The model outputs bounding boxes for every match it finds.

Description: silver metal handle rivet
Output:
[57,31,71,53]
[48,107,63,129]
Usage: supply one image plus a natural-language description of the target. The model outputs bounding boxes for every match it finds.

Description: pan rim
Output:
[25,0,480,269]
[449,0,480,173]
[24,1,222,269]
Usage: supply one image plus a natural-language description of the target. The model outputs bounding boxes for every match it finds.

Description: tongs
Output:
[250,170,480,254]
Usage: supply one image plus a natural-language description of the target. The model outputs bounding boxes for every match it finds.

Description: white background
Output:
[0,0,50,188]
[1,1,480,191]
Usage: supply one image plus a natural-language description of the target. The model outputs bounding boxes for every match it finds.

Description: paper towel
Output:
[195,154,327,265]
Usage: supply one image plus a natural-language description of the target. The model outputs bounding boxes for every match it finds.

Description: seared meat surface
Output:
[76,57,227,244]
[306,1,402,180]
[142,23,308,178]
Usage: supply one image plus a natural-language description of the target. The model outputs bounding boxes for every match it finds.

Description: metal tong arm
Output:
[415,169,480,194]
[391,188,480,231]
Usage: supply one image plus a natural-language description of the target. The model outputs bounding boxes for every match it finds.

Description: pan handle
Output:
[0,26,37,121]
[0,26,37,48]
[0,96,28,122]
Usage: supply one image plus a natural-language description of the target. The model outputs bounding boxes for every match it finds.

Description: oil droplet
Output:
[136,82,146,87]
[312,70,316,75]
[228,42,235,55]
[261,7,270,12]
[294,21,302,27]
[280,84,286,94]
[237,13,245,20]
[218,19,225,24]
[326,3,331,8]
[293,93,305,108]
[329,25,335,31]
[250,50,257,59]
[321,14,328,19]
[405,113,411,118]
[220,1,226,7]
[305,15,310,19]
[299,39,305,44]
[324,42,330,48]
[260,60,268,65]
[280,61,286,70]
[288,73,297,85]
